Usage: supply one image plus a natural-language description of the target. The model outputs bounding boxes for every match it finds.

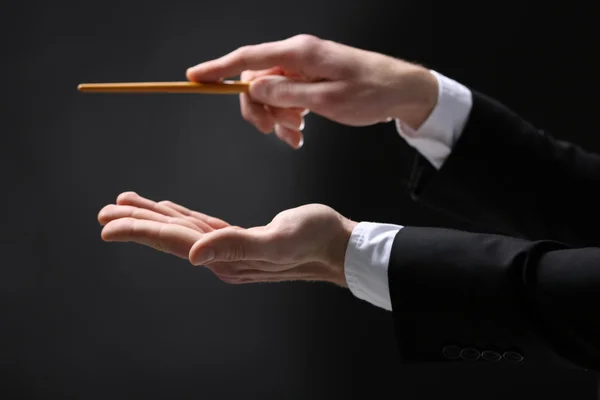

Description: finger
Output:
[157,200,229,229]
[268,107,305,131]
[240,92,275,134]
[242,67,284,80]
[116,192,213,232]
[101,218,202,259]
[186,35,329,82]
[188,227,273,265]
[248,76,347,112]
[98,204,202,232]
[117,192,181,217]
[157,200,220,231]
[240,84,307,134]
[239,68,282,134]
[274,123,304,149]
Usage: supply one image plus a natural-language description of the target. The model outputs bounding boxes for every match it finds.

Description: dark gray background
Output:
[2,0,599,398]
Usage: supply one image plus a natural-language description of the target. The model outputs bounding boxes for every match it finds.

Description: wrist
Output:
[325,215,357,287]
[391,66,438,130]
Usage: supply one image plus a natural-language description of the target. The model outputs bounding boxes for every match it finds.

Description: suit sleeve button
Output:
[481,350,502,362]
[460,347,481,361]
[442,345,461,360]
[503,351,524,363]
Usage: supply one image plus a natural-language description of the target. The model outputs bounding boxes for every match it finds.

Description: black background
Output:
[2,1,599,398]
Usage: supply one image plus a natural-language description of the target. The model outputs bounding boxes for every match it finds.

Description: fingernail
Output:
[279,116,304,131]
[193,248,215,265]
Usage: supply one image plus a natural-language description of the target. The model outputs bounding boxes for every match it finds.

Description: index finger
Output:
[186,35,324,82]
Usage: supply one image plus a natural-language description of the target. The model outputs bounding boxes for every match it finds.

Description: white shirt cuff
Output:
[395,70,473,170]
[344,222,403,311]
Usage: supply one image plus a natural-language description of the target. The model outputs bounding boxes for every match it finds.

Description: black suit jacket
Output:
[389,91,600,371]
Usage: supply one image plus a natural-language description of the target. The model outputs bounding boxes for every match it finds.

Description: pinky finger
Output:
[274,123,304,149]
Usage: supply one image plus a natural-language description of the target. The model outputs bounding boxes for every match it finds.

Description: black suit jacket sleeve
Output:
[389,91,600,371]
[407,91,600,246]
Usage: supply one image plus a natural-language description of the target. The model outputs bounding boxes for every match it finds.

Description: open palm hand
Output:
[98,192,353,286]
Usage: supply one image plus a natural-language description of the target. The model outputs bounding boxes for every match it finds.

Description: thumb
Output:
[249,75,340,111]
[189,227,272,265]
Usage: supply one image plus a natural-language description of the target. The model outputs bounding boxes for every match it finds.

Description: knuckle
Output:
[293,34,322,63]
[233,45,253,68]
[240,98,257,124]
[292,34,321,48]
[235,45,250,56]
[258,124,273,135]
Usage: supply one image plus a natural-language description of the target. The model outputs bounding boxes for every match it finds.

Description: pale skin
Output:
[98,35,439,286]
